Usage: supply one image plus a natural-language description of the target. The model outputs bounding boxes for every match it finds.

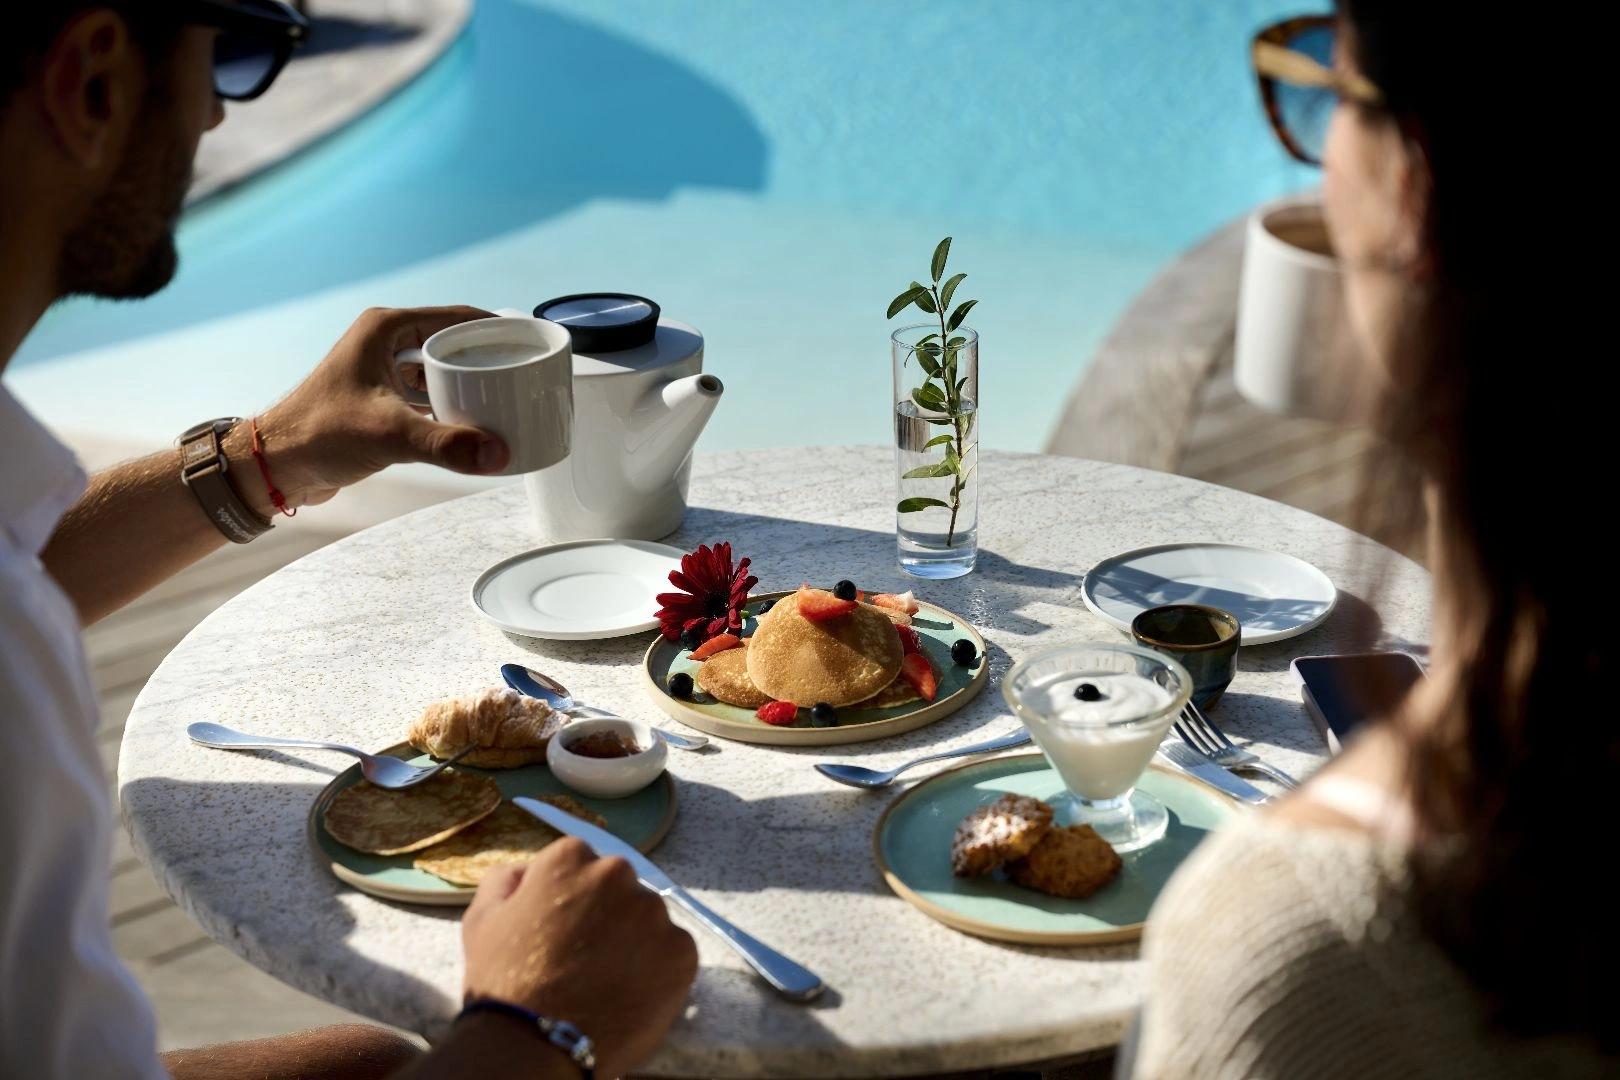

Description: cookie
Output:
[949,793,1054,877]
[746,590,905,707]
[695,644,772,709]
[1006,824,1123,899]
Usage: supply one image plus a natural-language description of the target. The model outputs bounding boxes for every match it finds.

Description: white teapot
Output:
[498,294,722,542]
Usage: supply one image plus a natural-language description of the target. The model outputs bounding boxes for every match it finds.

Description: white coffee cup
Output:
[1234,194,1353,422]
[394,317,573,476]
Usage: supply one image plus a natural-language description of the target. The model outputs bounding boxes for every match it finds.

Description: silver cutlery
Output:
[1174,702,1299,789]
[501,664,710,751]
[186,721,471,789]
[1158,739,1272,805]
[814,728,1033,788]
[516,797,825,1003]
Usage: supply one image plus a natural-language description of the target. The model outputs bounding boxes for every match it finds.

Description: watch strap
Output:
[457,998,597,1078]
[179,418,273,544]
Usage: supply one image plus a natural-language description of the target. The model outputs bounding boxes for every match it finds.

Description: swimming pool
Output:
[11,0,1312,453]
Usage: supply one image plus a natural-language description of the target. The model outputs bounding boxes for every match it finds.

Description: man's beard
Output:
[57,103,194,301]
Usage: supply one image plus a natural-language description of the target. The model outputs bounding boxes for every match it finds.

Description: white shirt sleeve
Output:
[0,550,167,1080]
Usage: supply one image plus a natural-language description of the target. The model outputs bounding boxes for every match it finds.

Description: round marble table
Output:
[119,448,1431,1077]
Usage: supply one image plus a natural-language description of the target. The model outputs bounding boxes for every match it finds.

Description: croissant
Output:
[407,687,564,768]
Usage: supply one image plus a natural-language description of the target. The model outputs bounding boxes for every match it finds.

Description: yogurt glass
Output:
[1003,643,1192,852]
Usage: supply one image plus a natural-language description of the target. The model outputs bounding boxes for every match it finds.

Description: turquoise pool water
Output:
[13,0,1312,452]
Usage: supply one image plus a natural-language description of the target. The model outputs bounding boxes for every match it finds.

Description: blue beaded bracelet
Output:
[457,998,597,1078]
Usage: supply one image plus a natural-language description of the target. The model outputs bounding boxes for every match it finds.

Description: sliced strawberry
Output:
[870,590,920,616]
[900,652,938,702]
[894,623,922,656]
[688,633,742,661]
[797,586,858,623]
[755,700,799,726]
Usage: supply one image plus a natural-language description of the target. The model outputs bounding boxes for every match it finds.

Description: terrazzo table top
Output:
[119,447,1431,1077]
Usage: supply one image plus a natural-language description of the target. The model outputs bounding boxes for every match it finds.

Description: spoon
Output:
[501,664,711,751]
[814,728,1033,788]
[186,721,472,789]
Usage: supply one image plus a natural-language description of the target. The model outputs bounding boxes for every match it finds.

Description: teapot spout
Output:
[629,373,724,486]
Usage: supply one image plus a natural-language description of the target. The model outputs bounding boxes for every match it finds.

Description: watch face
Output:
[180,416,242,442]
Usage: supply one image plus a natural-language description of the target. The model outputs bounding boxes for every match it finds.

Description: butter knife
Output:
[1159,741,1273,805]
[514,797,826,1003]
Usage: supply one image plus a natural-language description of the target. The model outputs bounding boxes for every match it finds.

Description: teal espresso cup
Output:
[1130,604,1241,709]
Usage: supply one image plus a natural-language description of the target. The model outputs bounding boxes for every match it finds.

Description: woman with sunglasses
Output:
[1125,5,1608,1077]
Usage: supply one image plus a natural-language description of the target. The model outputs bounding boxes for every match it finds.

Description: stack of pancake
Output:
[695,587,932,712]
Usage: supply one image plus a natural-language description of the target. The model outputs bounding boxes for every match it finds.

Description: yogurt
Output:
[1021,671,1174,800]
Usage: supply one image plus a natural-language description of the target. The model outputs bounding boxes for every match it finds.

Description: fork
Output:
[186,722,473,789]
[1173,702,1300,789]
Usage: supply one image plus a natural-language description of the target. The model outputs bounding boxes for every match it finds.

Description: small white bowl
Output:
[547,717,667,799]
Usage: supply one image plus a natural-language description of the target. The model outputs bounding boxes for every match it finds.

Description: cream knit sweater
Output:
[1130,812,1610,1078]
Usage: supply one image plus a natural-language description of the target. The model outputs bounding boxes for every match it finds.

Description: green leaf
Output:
[917,350,941,376]
[898,497,949,513]
[946,299,978,332]
[947,335,967,349]
[956,375,969,396]
[921,433,954,450]
[939,273,967,310]
[903,459,955,479]
[910,282,937,314]
[887,286,927,319]
[931,237,952,282]
[916,332,939,346]
[911,386,946,411]
[923,415,954,426]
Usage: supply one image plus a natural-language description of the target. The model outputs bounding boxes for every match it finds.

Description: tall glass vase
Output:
[892,324,978,578]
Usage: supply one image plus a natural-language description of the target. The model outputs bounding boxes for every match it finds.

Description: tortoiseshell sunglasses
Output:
[1252,15,1384,165]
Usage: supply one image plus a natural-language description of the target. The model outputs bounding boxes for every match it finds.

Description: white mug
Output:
[1233,195,1353,422]
[395,316,573,476]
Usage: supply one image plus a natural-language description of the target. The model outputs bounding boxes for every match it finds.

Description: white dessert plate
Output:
[471,539,683,640]
[1081,542,1337,646]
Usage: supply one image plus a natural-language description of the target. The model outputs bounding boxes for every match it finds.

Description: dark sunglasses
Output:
[174,0,311,101]
[1251,15,1383,166]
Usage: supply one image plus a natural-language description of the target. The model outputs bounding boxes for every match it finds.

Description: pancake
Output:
[323,768,500,856]
[695,644,771,708]
[746,591,905,707]
[852,677,922,711]
[413,797,607,887]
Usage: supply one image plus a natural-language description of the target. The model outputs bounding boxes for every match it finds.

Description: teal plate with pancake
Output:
[307,743,677,906]
[641,591,989,746]
[874,753,1239,944]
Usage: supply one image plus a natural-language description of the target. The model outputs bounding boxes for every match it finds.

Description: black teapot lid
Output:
[533,293,661,353]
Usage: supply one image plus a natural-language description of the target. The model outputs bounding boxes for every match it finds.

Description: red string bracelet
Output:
[249,416,296,518]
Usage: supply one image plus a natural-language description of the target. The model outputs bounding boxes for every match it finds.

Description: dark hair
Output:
[1339,0,1609,1051]
[3,4,180,102]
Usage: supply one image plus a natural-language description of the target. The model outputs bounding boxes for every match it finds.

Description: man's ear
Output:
[36,10,141,172]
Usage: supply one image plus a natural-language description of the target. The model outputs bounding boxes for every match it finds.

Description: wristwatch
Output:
[178,417,273,544]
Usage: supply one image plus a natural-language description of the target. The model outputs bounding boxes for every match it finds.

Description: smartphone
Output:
[1291,652,1426,754]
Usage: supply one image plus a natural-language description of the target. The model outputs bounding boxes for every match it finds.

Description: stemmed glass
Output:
[1003,643,1191,852]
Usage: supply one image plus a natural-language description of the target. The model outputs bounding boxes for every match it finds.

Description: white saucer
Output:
[1081,542,1337,646]
[471,539,684,640]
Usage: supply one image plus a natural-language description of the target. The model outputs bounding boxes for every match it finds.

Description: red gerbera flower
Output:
[655,542,758,643]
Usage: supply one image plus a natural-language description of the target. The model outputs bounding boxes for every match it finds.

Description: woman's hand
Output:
[224,306,513,515]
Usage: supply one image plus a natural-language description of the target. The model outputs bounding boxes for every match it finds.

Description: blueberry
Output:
[668,672,695,699]
[810,702,838,726]
[680,627,703,651]
[1073,682,1103,702]
[950,638,978,665]
[833,580,858,601]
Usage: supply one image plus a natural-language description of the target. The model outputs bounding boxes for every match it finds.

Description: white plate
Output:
[471,539,684,640]
[1081,543,1337,646]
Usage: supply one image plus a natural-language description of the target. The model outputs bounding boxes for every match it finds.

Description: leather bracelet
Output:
[457,998,596,1078]
[178,417,273,544]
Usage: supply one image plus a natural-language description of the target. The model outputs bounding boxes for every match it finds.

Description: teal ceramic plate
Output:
[874,753,1239,944]
[307,743,677,906]
[641,591,989,746]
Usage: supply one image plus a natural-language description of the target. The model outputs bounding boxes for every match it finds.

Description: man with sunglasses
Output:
[1,4,696,1078]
